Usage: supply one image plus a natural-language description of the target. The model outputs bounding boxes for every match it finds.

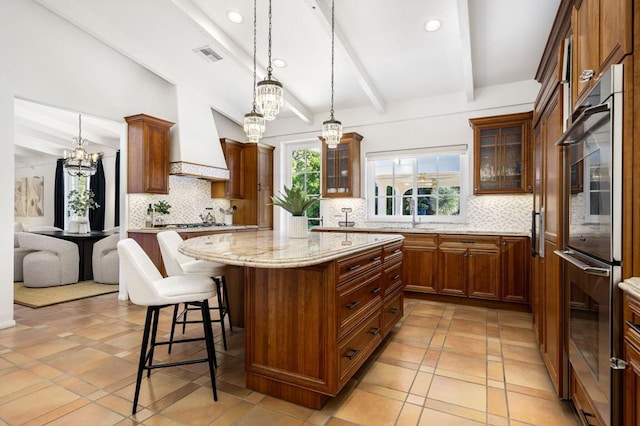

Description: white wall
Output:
[0,0,179,328]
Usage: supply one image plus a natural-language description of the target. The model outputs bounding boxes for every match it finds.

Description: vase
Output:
[224,214,233,225]
[68,213,90,234]
[288,216,308,238]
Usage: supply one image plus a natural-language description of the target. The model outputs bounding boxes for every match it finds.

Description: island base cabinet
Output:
[382,289,403,335]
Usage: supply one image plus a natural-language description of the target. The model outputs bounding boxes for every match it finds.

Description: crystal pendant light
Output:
[256,0,283,121]
[322,0,343,149]
[243,0,265,142]
[63,114,102,177]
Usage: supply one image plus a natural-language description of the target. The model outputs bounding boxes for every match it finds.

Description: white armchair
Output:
[14,233,34,282]
[92,234,120,284]
[17,232,79,287]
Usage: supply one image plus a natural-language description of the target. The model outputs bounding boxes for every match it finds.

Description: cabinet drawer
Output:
[337,248,383,285]
[403,234,437,247]
[571,369,602,426]
[382,290,403,336]
[624,295,640,350]
[337,269,383,338]
[338,312,382,383]
[383,242,403,263]
[382,260,403,297]
[439,234,500,248]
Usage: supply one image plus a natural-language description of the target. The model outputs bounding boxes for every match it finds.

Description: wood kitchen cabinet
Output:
[469,112,533,195]
[125,114,173,194]
[624,292,640,426]
[501,236,530,303]
[403,234,438,294]
[571,0,632,110]
[321,132,362,198]
[211,138,244,199]
[232,143,274,229]
[437,235,501,299]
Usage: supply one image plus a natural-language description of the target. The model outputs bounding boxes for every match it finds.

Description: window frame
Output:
[283,139,322,227]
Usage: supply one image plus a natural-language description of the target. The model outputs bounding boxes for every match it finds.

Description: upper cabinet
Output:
[320,132,363,198]
[212,138,244,199]
[125,114,174,194]
[469,112,533,195]
[233,143,274,230]
[571,0,631,109]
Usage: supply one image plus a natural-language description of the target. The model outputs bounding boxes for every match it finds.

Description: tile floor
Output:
[0,295,578,425]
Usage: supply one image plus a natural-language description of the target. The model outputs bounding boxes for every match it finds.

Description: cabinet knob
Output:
[579,69,595,83]
[345,349,360,360]
[501,241,507,246]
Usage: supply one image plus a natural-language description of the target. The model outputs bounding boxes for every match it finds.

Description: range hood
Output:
[169,87,230,181]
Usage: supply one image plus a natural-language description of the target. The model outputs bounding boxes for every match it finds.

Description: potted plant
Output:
[153,200,171,226]
[67,188,99,233]
[270,185,317,238]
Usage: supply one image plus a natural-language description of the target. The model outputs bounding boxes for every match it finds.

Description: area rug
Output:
[14,281,118,308]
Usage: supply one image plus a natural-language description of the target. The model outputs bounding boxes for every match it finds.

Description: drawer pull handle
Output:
[348,264,360,271]
[372,287,382,294]
[392,249,401,254]
[346,301,360,310]
[390,308,399,314]
[579,69,595,83]
[371,256,381,262]
[345,349,360,360]
[462,241,475,244]
[392,274,400,280]
[369,327,381,335]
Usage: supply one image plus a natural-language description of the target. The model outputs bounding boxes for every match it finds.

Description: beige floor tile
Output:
[503,361,555,393]
[209,400,254,426]
[487,361,503,382]
[396,403,422,425]
[334,389,404,425]
[325,417,360,426]
[403,314,441,329]
[499,325,537,344]
[448,319,487,337]
[410,371,434,397]
[380,340,428,364]
[394,324,435,345]
[427,375,486,412]
[410,304,446,318]
[0,384,80,425]
[45,402,126,426]
[507,391,577,425]
[443,334,486,356]
[420,404,485,424]
[0,369,46,399]
[487,387,507,417]
[436,350,486,379]
[160,387,244,425]
[487,414,509,426]
[360,361,417,392]
[502,343,544,365]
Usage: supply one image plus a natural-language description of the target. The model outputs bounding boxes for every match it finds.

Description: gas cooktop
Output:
[164,223,229,229]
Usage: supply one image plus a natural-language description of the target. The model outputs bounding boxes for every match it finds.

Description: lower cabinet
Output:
[624,293,640,426]
[571,369,603,426]
[403,235,438,293]
[501,236,531,303]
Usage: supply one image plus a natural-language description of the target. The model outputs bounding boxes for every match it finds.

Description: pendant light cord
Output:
[330,0,336,120]
[266,0,273,77]
[252,0,258,111]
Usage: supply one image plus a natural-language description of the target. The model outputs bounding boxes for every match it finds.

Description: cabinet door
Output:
[403,236,438,294]
[599,0,632,70]
[625,341,640,426]
[437,245,467,296]
[467,246,500,300]
[321,132,362,198]
[572,0,599,107]
[212,139,245,199]
[257,145,274,229]
[501,237,530,303]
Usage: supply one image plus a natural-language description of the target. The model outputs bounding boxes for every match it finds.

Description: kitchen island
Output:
[180,230,405,409]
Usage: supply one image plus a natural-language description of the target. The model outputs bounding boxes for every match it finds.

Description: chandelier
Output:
[64,114,102,177]
[244,0,265,142]
[321,0,343,149]
[255,0,283,120]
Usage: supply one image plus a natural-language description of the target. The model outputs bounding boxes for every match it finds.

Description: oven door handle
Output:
[554,102,610,146]
[554,250,611,277]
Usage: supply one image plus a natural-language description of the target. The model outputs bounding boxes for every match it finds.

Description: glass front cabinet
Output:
[320,132,363,198]
[469,112,533,194]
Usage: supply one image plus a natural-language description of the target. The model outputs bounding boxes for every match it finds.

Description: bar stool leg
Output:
[133,306,155,415]
[168,304,179,354]
[213,277,228,350]
[221,276,233,332]
[200,299,218,401]
[146,307,161,378]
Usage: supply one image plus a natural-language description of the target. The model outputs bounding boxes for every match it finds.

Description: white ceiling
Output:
[17,0,561,164]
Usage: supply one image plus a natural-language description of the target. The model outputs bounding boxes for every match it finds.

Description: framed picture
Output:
[14,177,27,217]
[27,176,44,217]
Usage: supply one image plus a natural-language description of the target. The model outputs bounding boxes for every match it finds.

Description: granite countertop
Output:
[179,230,404,268]
[619,277,640,299]
[128,225,258,234]
[312,226,530,237]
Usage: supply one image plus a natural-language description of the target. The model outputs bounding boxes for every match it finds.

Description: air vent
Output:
[194,46,223,63]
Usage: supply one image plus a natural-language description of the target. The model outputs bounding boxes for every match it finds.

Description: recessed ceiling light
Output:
[425,19,441,32]
[227,10,243,24]
[272,58,287,68]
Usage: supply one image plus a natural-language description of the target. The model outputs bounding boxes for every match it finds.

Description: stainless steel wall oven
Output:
[555,63,624,426]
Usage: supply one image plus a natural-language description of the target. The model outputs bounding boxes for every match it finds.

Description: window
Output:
[287,141,321,227]
[367,147,467,222]
[65,175,89,227]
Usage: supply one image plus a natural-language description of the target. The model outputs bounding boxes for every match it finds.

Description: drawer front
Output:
[625,295,640,351]
[382,260,403,297]
[337,269,383,337]
[382,290,403,336]
[383,242,403,264]
[338,312,382,383]
[439,234,500,248]
[571,369,603,426]
[403,234,438,247]
[337,248,383,285]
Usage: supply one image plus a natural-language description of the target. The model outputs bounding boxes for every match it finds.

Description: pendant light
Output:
[322,0,342,149]
[255,0,283,120]
[243,0,265,142]
[63,114,102,177]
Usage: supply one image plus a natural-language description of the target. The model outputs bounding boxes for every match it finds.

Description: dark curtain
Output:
[114,150,120,226]
[89,159,106,231]
[54,159,65,229]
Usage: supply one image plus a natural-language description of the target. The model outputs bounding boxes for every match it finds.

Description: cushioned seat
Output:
[17,232,79,287]
[14,233,34,282]
[92,234,120,284]
[117,238,218,414]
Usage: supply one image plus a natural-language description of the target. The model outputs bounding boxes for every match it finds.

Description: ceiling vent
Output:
[194,46,223,63]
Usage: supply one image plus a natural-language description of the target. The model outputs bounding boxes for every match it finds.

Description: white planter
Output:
[224,214,233,225]
[68,216,90,234]
[288,216,308,238]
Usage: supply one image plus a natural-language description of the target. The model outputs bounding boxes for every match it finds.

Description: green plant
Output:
[67,188,99,216]
[153,200,171,215]
[270,185,317,216]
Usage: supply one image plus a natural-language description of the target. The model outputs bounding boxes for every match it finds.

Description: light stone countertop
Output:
[128,225,258,234]
[312,226,530,237]
[619,277,640,299]
[179,230,404,269]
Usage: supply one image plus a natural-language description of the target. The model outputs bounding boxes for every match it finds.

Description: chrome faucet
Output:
[409,198,420,228]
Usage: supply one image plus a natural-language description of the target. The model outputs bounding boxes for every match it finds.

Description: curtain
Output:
[114,150,120,226]
[54,159,65,229]
[89,159,106,231]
